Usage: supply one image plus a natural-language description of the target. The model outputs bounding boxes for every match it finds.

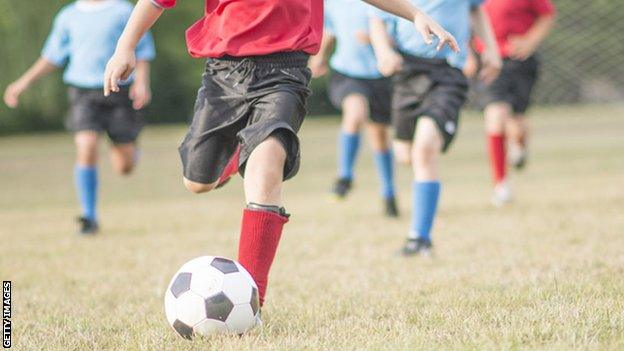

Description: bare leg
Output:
[244,136,286,205]
[393,140,412,166]
[341,94,367,134]
[238,135,289,306]
[412,118,443,181]
[110,143,137,176]
[75,131,99,167]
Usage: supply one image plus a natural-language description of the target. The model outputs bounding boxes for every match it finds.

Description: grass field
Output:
[1,105,623,350]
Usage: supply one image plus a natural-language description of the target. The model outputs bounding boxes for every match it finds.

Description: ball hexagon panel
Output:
[189,266,225,299]
[211,257,239,274]
[170,272,192,298]
[250,287,259,316]
[176,291,207,327]
[204,292,234,322]
[221,272,253,305]
[179,256,215,272]
[225,304,256,334]
[194,318,228,336]
[172,319,193,340]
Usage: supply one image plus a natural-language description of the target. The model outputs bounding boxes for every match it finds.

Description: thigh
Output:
[420,74,468,152]
[66,87,106,134]
[392,73,432,142]
[367,78,392,125]
[106,87,144,144]
[510,57,539,114]
[178,66,250,184]
[240,89,307,181]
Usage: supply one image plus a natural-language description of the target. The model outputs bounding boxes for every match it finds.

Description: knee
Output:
[114,162,134,176]
[485,103,511,133]
[183,178,218,194]
[413,140,441,168]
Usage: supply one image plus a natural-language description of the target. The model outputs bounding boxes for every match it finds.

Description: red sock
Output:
[237,208,288,306]
[218,145,241,186]
[488,134,506,184]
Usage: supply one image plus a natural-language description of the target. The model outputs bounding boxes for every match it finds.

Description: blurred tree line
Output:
[0,0,335,134]
[0,0,622,134]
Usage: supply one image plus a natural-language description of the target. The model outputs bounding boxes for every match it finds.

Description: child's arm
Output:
[363,0,459,52]
[308,31,336,78]
[509,15,555,61]
[129,60,151,110]
[369,18,403,77]
[104,0,163,96]
[3,58,58,108]
[471,6,501,84]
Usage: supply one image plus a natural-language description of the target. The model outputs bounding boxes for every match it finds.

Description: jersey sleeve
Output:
[151,0,176,9]
[136,31,156,61]
[41,10,70,67]
[367,6,396,23]
[532,0,556,16]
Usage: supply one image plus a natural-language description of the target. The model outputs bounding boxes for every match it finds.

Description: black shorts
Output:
[480,56,539,114]
[67,86,143,144]
[392,54,468,152]
[328,71,392,124]
[178,52,312,184]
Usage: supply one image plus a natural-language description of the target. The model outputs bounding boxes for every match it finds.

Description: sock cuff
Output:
[244,206,289,224]
[488,133,505,139]
[414,180,441,187]
[75,165,97,171]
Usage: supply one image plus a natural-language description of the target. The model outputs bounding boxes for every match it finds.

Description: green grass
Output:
[1,105,623,350]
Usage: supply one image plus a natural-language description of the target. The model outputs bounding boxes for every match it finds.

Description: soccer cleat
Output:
[331,178,352,199]
[508,144,528,170]
[400,238,433,257]
[384,197,399,217]
[491,181,513,207]
[77,216,99,235]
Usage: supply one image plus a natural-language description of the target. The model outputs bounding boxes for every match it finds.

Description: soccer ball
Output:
[164,256,260,339]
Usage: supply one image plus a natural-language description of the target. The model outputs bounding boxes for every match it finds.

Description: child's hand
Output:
[413,10,460,52]
[508,35,537,61]
[377,48,403,77]
[479,47,502,84]
[3,80,28,108]
[104,49,136,96]
[129,81,151,110]
[308,56,329,78]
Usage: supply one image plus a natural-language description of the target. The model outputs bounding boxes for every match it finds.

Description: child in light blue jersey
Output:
[3,0,156,235]
[310,0,398,217]
[369,0,501,255]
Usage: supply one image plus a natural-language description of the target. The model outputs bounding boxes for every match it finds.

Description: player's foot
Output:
[77,216,99,235]
[508,144,528,170]
[332,178,352,199]
[384,196,399,217]
[400,238,432,257]
[491,181,512,207]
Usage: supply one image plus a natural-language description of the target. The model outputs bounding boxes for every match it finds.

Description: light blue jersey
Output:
[369,0,483,70]
[325,0,381,79]
[42,0,155,88]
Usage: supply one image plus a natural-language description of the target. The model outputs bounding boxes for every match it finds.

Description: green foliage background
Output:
[0,0,333,134]
[0,0,622,134]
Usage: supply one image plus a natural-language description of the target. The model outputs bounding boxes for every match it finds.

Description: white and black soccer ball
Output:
[164,256,260,338]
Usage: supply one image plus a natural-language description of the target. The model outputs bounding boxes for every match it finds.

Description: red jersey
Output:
[482,0,556,57]
[152,0,323,58]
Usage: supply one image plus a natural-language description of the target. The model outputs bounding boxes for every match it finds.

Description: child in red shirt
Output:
[477,0,556,206]
[103,0,458,331]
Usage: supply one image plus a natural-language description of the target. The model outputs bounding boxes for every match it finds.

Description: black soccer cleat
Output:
[332,178,352,199]
[400,238,432,257]
[77,216,99,235]
[384,197,399,218]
